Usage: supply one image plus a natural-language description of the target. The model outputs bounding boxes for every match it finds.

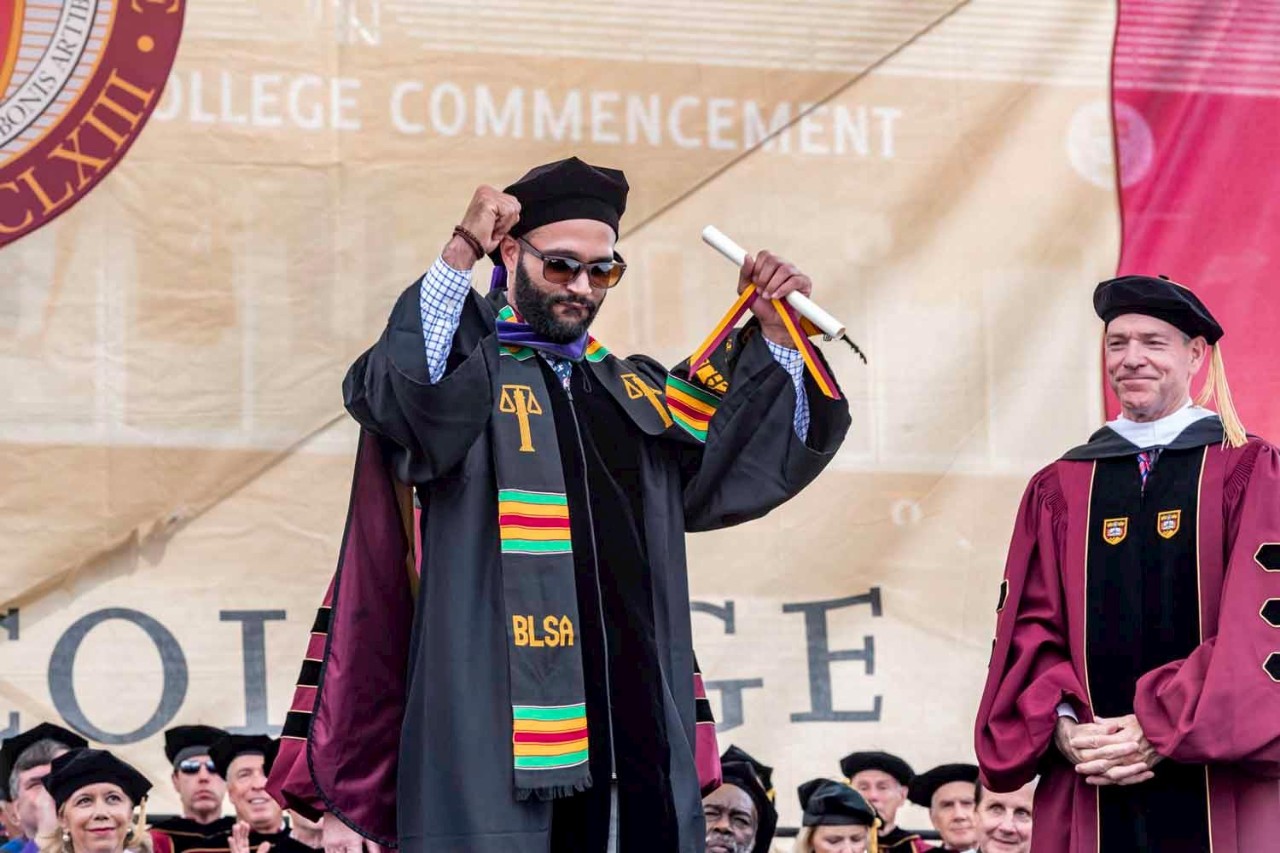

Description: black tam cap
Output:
[164,725,229,767]
[1094,274,1223,344]
[208,735,279,780]
[839,751,914,786]
[797,779,879,828]
[0,723,89,800]
[493,157,628,261]
[42,749,151,811]
[717,745,777,853]
[908,763,979,807]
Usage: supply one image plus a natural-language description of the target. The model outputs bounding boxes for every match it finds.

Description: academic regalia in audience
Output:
[41,749,150,810]
[716,745,777,853]
[151,726,235,852]
[908,764,978,852]
[839,752,914,788]
[907,764,978,810]
[838,753,929,852]
[0,723,88,801]
[798,779,882,852]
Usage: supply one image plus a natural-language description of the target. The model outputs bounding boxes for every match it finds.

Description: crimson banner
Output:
[1112,0,1280,434]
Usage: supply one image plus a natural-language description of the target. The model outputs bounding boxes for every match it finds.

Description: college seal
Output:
[0,0,184,248]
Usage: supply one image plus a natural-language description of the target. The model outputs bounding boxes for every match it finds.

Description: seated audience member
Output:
[907,764,978,852]
[2,794,24,852]
[974,780,1034,853]
[1,726,88,853]
[839,752,927,851]
[703,745,777,853]
[37,748,152,853]
[794,779,880,853]
[209,738,308,853]
[150,727,233,853]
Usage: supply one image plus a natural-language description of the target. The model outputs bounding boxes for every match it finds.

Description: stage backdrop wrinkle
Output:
[1,0,1136,840]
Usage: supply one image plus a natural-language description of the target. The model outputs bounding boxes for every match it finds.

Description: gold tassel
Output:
[125,796,152,853]
[869,816,880,853]
[1194,345,1247,448]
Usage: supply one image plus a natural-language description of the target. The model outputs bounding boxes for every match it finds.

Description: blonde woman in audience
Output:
[37,750,152,853]
[793,779,881,853]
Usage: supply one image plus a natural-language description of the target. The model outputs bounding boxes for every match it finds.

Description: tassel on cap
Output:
[1195,344,1248,448]
[128,796,150,847]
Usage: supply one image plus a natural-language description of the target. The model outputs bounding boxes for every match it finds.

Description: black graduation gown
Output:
[149,816,235,853]
[342,283,850,853]
[877,826,927,851]
[248,829,318,853]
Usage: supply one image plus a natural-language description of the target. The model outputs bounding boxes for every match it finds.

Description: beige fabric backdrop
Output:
[0,0,1121,837]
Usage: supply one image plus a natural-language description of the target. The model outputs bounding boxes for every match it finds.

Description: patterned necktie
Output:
[1138,449,1161,489]
[545,355,573,391]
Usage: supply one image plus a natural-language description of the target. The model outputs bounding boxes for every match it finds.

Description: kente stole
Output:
[492,305,714,799]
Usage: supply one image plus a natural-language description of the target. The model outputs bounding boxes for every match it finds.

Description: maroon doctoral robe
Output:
[975,419,1280,852]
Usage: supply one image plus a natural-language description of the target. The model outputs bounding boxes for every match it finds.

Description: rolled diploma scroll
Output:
[700,226,847,339]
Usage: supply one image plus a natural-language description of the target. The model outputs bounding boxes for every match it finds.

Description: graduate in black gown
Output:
[267,158,851,853]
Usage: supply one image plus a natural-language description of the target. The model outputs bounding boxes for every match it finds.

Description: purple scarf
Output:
[489,266,588,362]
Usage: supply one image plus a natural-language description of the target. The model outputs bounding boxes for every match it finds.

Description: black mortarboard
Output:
[908,763,979,808]
[839,751,914,786]
[164,725,229,767]
[208,735,279,780]
[0,723,88,800]
[717,745,777,853]
[489,157,629,264]
[42,749,150,811]
[797,779,879,828]
[1094,274,1223,344]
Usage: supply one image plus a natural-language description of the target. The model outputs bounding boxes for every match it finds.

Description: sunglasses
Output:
[517,237,626,289]
[177,758,217,775]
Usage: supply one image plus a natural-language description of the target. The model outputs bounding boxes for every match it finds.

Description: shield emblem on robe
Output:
[1157,510,1181,539]
[0,0,24,98]
[1103,517,1129,545]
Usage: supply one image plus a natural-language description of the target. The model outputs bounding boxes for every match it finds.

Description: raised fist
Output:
[444,185,521,269]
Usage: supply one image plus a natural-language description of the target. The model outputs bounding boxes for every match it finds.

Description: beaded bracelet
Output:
[452,225,485,260]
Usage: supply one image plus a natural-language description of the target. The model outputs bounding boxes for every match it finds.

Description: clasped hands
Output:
[1055,713,1163,786]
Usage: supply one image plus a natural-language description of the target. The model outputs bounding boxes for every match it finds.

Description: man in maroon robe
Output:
[975,275,1280,852]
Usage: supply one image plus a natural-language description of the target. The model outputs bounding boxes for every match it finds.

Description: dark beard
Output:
[513,261,600,343]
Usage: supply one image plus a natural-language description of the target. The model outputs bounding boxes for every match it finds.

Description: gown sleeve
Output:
[343,283,499,484]
[974,465,1087,792]
[1134,441,1280,773]
[675,324,851,532]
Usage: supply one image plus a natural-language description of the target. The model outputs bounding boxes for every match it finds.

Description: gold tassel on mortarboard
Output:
[1194,345,1248,448]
